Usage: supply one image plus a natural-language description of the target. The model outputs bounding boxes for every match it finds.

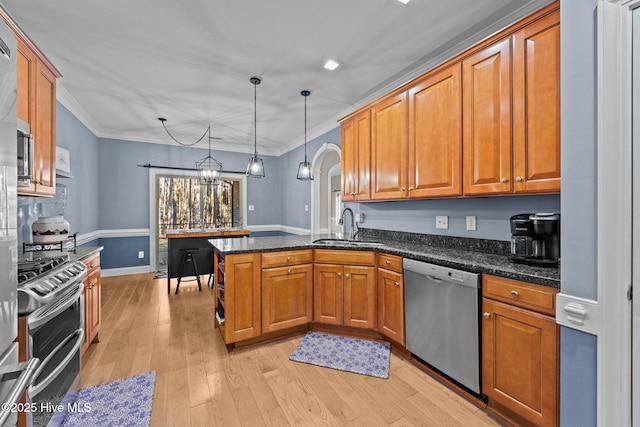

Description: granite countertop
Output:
[209,234,560,289]
[166,228,251,238]
[18,246,103,263]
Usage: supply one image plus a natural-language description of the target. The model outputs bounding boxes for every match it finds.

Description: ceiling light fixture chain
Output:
[158,117,210,147]
[246,76,265,178]
[297,90,313,181]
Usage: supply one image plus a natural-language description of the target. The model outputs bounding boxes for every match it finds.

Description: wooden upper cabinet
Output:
[371,92,409,200]
[341,111,371,201]
[462,38,513,196]
[15,33,60,197]
[408,64,462,198]
[513,10,561,194]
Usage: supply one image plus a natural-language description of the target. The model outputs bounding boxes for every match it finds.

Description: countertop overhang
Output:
[209,235,560,289]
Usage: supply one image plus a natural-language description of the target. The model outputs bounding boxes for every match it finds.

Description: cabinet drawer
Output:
[483,275,558,316]
[261,249,313,268]
[314,249,375,266]
[377,253,402,273]
[82,253,101,274]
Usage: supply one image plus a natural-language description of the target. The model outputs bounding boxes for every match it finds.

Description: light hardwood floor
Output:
[81,273,504,427]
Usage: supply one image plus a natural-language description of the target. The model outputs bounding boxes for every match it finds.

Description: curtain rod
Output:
[137,163,245,174]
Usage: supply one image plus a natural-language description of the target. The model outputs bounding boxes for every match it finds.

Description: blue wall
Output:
[559,0,598,424]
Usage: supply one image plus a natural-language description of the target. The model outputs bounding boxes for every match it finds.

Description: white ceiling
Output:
[3,0,552,156]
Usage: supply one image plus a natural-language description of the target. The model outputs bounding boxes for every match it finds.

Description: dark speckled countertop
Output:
[209,230,560,289]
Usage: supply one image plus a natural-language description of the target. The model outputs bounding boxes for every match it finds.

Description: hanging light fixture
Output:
[246,76,265,178]
[297,90,313,180]
[195,126,223,185]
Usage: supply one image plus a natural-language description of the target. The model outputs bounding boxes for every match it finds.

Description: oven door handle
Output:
[27,281,84,330]
[27,328,84,399]
[0,357,40,427]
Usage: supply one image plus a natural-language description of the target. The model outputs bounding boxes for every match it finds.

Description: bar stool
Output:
[174,248,202,294]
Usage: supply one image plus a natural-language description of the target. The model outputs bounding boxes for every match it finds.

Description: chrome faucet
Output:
[339,207,356,240]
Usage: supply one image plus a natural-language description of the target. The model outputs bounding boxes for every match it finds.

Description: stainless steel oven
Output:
[17,256,87,427]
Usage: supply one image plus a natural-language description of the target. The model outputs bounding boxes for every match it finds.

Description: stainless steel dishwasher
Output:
[403,258,481,393]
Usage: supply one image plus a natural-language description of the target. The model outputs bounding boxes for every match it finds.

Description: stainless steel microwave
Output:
[17,118,33,187]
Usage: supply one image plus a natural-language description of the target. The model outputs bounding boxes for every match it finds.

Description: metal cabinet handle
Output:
[287,256,291,261]
[287,269,292,274]
[483,312,490,319]
[400,188,406,191]
[385,260,391,265]
[515,176,523,182]
[510,290,519,297]
[345,273,350,278]
[395,282,400,287]
[408,187,414,191]
[337,273,342,278]
[501,177,508,183]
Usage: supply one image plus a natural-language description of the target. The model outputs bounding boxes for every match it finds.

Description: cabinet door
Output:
[33,61,57,196]
[513,11,560,194]
[408,64,462,198]
[343,265,376,329]
[81,282,91,356]
[16,39,37,194]
[354,111,371,200]
[371,92,409,200]
[88,269,101,343]
[313,264,344,325]
[226,253,261,342]
[341,118,357,201]
[463,38,512,195]
[483,298,558,427]
[262,264,313,333]
[377,268,404,345]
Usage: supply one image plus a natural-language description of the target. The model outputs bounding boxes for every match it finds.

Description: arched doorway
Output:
[311,143,341,235]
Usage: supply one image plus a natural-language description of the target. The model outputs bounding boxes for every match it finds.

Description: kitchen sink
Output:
[312,238,386,248]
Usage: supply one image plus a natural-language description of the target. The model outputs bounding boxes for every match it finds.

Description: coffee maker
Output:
[509,213,560,267]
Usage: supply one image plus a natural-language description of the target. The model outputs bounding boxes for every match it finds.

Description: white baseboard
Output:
[101,265,154,277]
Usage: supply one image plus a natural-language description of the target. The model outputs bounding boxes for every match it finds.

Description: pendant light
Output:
[195,126,223,185]
[246,76,265,178]
[296,90,313,180]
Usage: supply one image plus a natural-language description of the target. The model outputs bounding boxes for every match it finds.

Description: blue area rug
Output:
[290,332,391,379]
[60,371,156,427]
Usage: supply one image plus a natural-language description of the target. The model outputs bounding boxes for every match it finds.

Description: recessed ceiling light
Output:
[323,59,340,71]
[397,0,410,4]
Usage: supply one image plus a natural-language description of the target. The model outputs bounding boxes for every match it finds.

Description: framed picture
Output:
[56,147,71,174]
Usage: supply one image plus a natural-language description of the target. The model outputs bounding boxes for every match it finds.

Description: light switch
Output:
[248,205,255,211]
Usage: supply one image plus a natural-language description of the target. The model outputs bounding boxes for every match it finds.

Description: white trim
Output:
[247,224,311,235]
[555,294,601,336]
[100,265,155,277]
[56,83,102,136]
[100,228,150,238]
[598,1,634,426]
[75,230,100,245]
[310,142,341,235]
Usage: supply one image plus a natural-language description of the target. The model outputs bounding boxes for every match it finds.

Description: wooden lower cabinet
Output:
[81,253,101,356]
[222,253,262,343]
[313,250,377,330]
[377,267,404,346]
[262,263,313,333]
[482,275,559,427]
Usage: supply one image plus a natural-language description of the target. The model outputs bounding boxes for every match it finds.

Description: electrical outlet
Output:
[138,251,144,259]
[435,215,449,229]
[248,205,255,211]
[305,205,309,212]
[466,215,477,231]
[355,213,364,223]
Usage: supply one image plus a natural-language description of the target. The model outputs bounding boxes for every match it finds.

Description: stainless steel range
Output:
[17,255,87,427]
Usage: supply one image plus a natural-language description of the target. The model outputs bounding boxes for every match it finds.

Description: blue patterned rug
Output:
[60,371,156,427]
[290,332,391,379]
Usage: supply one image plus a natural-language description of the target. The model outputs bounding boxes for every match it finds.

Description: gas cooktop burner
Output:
[18,256,69,284]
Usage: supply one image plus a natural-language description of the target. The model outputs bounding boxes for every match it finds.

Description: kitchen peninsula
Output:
[166,228,250,293]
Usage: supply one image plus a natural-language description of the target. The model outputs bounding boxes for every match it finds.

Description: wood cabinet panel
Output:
[81,253,101,357]
[513,10,561,193]
[409,64,462,198]
[343,266,376,329]
[463,38,512,195]
[371,92,409,200]
[341,111,371,201]
[377,253,403,274]
[226,253,261,342]
[33,62,56,195]
[262,264,313,333]
[16,39,35,125]
[377,267,404,345]
[261,249,312,269]
[314,249,375,266]
[483,298,558,427]
[483,275,558,316]
[313,264,344,325]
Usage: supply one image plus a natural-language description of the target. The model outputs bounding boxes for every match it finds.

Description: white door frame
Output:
[327,163,342,234]
[310,142,341,235]
[598,1,636,425]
